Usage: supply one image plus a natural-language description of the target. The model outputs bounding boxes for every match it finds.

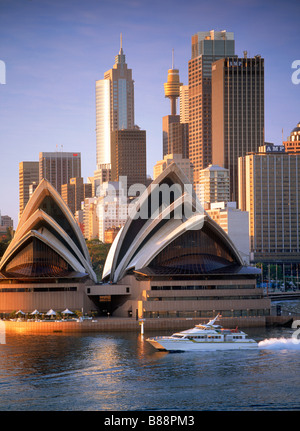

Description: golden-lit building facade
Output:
[39,152,81,195]
[19,161,39,217]
[188,30,235,185]
[239,144,300,265]
[283,121,300,153]
[110,129,147,192]
[96,38,134,169]
[212,55,265,203]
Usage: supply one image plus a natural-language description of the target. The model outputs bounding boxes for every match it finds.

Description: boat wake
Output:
[258,337,300,350]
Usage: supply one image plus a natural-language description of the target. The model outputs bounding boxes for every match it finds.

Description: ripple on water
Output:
[0,329,299,411]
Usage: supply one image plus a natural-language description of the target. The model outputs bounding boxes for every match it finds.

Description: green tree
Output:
[0,241,8,258]
[86,239,111,282]
[0,228,14,258]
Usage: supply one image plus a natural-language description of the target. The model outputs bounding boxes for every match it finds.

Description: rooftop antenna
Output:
[172,48,174,69]
[120,33,122,50]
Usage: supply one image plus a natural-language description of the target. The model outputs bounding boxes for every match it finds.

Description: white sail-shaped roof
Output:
[0,179,97,282]
[103,163,244,283]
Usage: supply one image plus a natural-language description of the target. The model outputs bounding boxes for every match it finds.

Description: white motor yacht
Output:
[146,315,258,352]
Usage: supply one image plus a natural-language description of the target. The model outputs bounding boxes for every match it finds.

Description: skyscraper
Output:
[188,30,235,184]
[238,143,300,267]
[39,152,81,195]
[95,35,134,169]
[110,128,146,192]
[19,161,39,216]
[162,116,189,159]
[61,177,93,215]
[179,85,189,124]
[212,54,265,202]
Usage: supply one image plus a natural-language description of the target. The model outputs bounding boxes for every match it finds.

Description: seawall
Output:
[2,315,296,334]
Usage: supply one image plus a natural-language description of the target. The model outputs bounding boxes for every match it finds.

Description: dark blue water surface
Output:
[0,324,299,411]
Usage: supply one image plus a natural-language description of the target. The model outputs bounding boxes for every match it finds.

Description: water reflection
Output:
[0,327,299,411]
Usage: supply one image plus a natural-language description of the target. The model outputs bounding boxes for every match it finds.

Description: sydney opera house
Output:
[0,165,270,320]
[0,179,98,314]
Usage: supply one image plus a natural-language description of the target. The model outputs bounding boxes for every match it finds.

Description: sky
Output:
[0,0,300,226]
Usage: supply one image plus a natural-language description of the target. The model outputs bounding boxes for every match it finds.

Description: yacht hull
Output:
[147,338,258,352]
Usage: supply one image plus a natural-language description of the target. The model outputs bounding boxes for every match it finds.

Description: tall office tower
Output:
[61,177,93,215]
[19,161,39,216]
[110,128,146,193]
[238,143,300,268]
[198,164,230,208]
[95,35,134,169]
[283,120,300,153]
[93,164,111,196]
[163,64,189,159]
[179,85,189,124]
[39,152,81,195]
[212,54,265,202]
[162,116,189,159]
[83,197,99,240]
[188,30,235,185]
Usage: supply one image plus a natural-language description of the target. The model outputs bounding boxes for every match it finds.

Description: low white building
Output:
[198,165,230,209]
[97,181,128,243]
[207,202,250,264]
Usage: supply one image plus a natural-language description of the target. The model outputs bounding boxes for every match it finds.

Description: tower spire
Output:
[115,33,125,64]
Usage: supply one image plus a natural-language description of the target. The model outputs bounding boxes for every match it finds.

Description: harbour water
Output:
[0,320,300,411]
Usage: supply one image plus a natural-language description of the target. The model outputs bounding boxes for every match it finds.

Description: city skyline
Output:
[0,0,300,225]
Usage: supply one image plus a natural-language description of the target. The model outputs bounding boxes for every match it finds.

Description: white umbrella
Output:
[30,309,40,315]
[30,309,40,321]
[15,310,25,315]
[62,308,74,320]
[62,308,74,315]
[46,309,57,316]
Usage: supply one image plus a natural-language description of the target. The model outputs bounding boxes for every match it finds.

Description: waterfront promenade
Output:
[3,315,296,334]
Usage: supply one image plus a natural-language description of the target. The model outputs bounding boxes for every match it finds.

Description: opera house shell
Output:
[0,165,270,322]
[101,164,271,321]
[0,179,97,314]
